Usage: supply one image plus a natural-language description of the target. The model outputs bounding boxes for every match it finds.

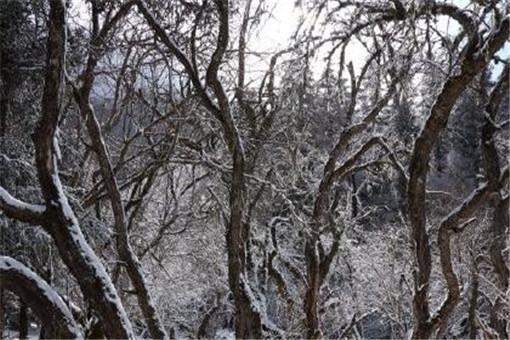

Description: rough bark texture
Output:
[433,174,507,336]
[0,1,136,338]
[481,64,509,338]
[407,14,509,339]
[467,255,480,339]
[78,98,167,339]
[0,49,14,138]
[210,2,263,337]
[69,2,167,337]
[19,302,28,339]
[136,1,265,337]
[0,256,82,339]
[303,67,402,338]
[0,288,3,339]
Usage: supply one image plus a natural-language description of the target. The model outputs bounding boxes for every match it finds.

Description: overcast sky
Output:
[70,0,508,81]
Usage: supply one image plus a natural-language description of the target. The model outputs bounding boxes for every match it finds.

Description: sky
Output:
[70,0,509,80]
[252,0,508,75]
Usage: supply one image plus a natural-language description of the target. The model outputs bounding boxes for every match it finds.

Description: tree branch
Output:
[0,256,82,338]
[0,187,46,225]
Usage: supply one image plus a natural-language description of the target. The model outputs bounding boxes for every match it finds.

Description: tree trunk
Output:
[350,174,358,218]
[0,26,15,137]
[1,256,82,339]
[72,50,166,335]
[488,197,509,338]
[0,68,12,138]
[31,1,134,338]
[467,255,479,339]
[19,302,28,339]
[304,238,321,339]
[0,287,4,339]
[407,17,509,339]
[481,64,509,339]
[76,85,167,340]
[227,146,263,339]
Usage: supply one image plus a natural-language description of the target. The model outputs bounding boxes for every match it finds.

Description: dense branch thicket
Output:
[0,0,508,339]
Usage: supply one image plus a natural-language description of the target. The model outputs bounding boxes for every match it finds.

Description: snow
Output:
[54,127,62,161]
[0,256,83,338]
[66,223,134,335]
[239,274,282,336]
[0,186,46,214]
[51,173,77,222]
[240,274,262,314]
[2,328,40,340]
[48,168,135,338]
[323,297,341,309]
[214,328,235,340]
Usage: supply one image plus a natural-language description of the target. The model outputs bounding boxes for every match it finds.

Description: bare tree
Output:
[1,0,508,338]
[0,0,134,337]
[407,13,508,340]
[67,1,167,337]
[481,63,509,338]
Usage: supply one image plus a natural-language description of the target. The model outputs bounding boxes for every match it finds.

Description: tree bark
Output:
[432,171,508,336]
[488,196,509,338]
[67,2,166,337]
[0,50,14,138]
[407,15,509,339]
[303,66,403,338]
[78,98,167,339]
[481,64,509,339]
[19,302,28,339]
[0,256,82,339]
[136,1,265,337]
[27,1,135,338]
[0,287,4,339]
[467,255,480,339]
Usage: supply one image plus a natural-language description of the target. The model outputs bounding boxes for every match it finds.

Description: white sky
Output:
[70,0,508,81]
[253,1,301,51]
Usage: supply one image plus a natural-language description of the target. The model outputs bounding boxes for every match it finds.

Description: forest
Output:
[0,0,509,339]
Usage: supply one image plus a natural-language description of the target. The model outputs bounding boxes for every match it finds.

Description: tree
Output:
[0,0,508,338]
[0,0,134,337]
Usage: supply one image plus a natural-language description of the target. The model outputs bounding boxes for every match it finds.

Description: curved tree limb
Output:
[30,1,135,338]
[68,1,167,337]
[0,256,82,339]
[0,187,46,225]
[406,14,509,339]
[432,168,509,334]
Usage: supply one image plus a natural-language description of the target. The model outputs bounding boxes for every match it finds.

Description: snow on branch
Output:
[432,166,510,331]
[0,256,82,338]
[0,186,46,225]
